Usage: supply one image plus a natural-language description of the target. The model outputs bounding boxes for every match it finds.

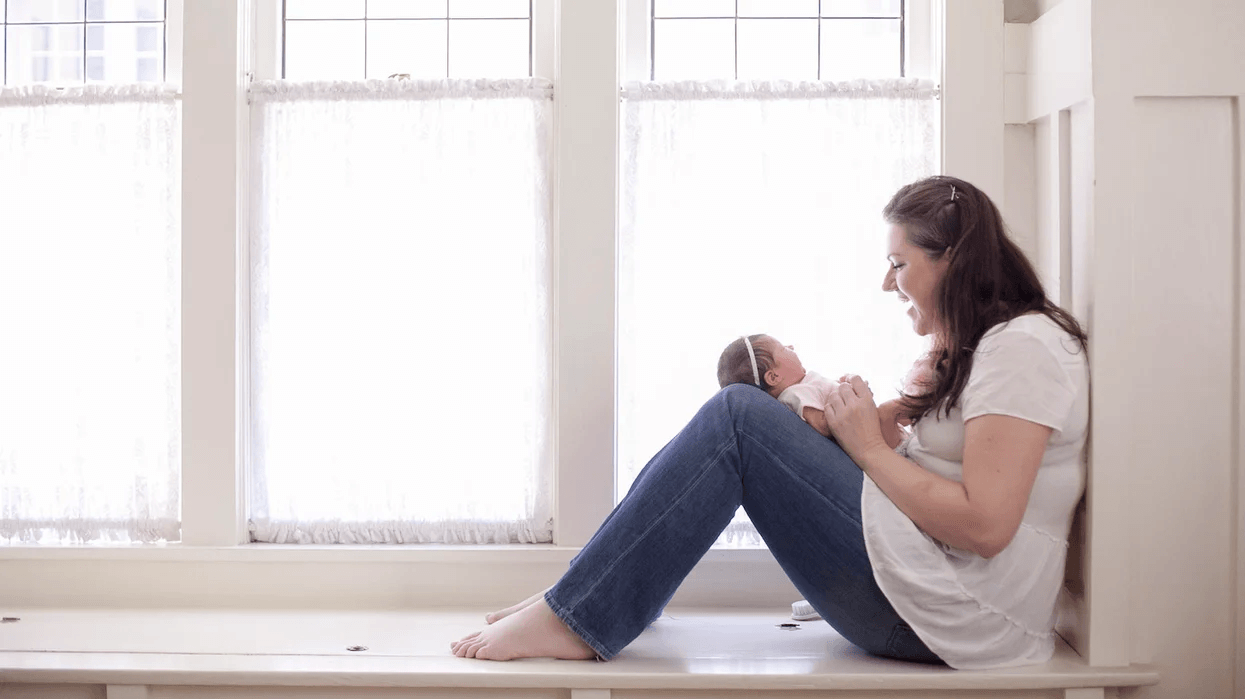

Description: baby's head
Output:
[717,334,807,397]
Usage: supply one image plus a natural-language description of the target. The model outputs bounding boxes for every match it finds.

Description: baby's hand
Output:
[877,399,908,450]
[902,354,936,394]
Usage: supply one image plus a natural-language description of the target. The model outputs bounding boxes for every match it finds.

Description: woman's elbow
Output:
[970,525,1018,559]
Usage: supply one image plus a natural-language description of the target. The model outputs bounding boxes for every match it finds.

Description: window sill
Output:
[0,545,793,610]
[0,543,777,564]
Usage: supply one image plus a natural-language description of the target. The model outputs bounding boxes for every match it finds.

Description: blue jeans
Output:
[545,384,942,664]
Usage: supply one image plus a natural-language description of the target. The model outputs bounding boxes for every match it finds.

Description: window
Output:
[282,0,533,79]
[244,1,554,545]
[619,0,935,546]
[1,1,940,554]
[650,0,903,80]
[2,0,167,85]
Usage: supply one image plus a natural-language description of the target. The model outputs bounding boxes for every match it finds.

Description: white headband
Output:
[741,336,760,386]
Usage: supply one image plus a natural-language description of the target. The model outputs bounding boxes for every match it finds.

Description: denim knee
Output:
[717,382,773,410]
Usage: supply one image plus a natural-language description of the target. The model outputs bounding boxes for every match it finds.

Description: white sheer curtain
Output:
[248,79,553,544]
[0,85,181,544]
[619,80,939,545]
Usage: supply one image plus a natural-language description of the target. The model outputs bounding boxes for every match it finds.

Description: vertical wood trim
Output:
[533,0,556,80]
[553,0,620,546]
[941,0,1005,202]
[1056,108,1073,307]
[1234,91,1245,699]
[1084,92,1133,668]
[181,0,246,546]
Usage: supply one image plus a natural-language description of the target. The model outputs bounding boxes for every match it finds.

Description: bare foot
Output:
[449,600,597,661]
[485,587,551,624]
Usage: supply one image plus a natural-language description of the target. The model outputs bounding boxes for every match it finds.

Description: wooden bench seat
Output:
[0,609,1158,698]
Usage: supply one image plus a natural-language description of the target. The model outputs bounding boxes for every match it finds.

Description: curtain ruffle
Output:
[249,518,553,545]
[249,78,553,103]
[0,82,178,106]
[623,78,939,102]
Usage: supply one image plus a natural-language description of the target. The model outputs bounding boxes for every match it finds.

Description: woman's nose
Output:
[882,269,896,291]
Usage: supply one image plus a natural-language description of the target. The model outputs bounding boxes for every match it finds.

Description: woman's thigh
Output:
[720,385,940,663]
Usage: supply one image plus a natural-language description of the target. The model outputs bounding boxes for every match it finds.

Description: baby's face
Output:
[761,336,806,395]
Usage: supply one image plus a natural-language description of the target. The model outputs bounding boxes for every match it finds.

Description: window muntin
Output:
[282,0,533,79]
[3,0,167,85]
[651,0,902,80]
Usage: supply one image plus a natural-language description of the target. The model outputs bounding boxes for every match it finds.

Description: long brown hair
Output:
[884,176,1087,420]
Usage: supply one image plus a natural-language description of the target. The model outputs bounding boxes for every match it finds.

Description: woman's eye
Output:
[890,263,904,270]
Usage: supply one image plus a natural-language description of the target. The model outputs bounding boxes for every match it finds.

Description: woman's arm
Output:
[825,377,1050,559]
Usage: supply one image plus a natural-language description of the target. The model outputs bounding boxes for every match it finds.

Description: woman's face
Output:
[882,224,949,337]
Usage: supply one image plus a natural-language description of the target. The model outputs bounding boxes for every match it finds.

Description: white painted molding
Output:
[1005,73,1028,125]
[941,0,1005,202]
[1025,0,1090,123]
[552,0,621,547]
[1081,92,1134,669]
[0,549,800,610]
[181,0,247,546]
[1235,89,1245,699]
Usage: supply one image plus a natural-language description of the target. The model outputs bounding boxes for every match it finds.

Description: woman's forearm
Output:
[853,444,995,556]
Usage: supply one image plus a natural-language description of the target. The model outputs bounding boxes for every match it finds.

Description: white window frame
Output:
[0,0,1007,613]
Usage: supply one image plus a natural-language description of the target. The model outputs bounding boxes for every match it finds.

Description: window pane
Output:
[821,0,901,18]
[368,0,447,18]
[653,0,734,18]
[285,0,365,19]
[738,0,817,17]
[737,19,817,80]
[820,18,899,79]
[449,0,529,19]
[86,0,164,21]
[7,0,84,23]
[284,19,365,79]
[448,18,528,78]
[6,25,84,84]
[367,19,447,78]
[86,22,164,83]
[652,19,733,80]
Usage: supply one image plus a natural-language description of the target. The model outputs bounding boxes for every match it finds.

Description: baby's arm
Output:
[801,407,832,438]
[779,374,834,438]
[877,399,911,450]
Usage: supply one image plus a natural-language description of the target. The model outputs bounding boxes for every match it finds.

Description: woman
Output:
[451,175,1089,670]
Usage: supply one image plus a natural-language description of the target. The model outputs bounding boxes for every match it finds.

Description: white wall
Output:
[1003,124,1037,263]
[1016,0,1244,697]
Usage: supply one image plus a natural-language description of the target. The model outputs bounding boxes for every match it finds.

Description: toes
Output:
[463,637,489,658]
[474,642,510,661]
[453,633,481,657]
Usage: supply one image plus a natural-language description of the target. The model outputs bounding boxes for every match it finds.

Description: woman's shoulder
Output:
[979,313,1082,355]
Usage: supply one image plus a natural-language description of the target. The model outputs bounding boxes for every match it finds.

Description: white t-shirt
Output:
[861,314,1089,670]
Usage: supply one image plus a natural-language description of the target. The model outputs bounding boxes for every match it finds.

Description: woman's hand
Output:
[824,375,890,463]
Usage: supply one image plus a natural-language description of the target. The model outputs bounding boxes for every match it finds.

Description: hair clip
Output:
[949,185,958,202]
